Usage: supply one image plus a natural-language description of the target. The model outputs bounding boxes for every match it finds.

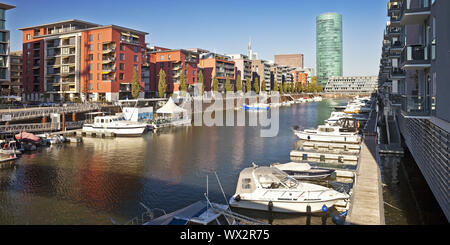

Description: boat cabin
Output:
[94,116,125,125]
[337,118,359,133]
[235,166,298,194]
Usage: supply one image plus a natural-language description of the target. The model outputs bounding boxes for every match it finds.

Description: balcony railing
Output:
[400,0,432,25]
[400,95,435,116]
[400,45,431,69]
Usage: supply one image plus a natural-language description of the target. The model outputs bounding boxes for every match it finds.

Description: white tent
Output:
[156,97,186,115]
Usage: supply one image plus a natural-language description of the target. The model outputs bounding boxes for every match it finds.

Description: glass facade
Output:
[316,13,343,86]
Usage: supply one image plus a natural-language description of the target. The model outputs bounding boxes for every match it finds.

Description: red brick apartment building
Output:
[149,49,199,95]
[20,19,148,102]
[198,53,235,92]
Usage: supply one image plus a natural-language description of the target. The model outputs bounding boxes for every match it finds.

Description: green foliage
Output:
[225,75,232,92]
[236,75,242,92]
[246,78,251,93]
[273,81,278,92]
[261,80,266,93]
[131,67,140,99]
[254,77,259,94]
[179,71,187,92]
[158,69,167,98]
[198,70,204,95]
[212,75,219,92]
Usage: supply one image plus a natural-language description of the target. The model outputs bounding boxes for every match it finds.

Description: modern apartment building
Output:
[379,0,450,221]
[227,54,252,82]
[19,19,148,102]
[0,3,15,97]
[8,51,21,97]
[316,12,343,86]
[324,76,377,93]
[199,53,235,92]
[251,59,271,92]
[274,54,304,69]
[150,49,199,95]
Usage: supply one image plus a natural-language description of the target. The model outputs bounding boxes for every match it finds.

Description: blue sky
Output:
[5,0,388,76]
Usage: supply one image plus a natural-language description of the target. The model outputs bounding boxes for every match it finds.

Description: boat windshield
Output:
[256,168,298,189]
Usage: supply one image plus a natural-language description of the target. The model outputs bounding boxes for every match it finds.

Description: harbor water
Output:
[0,99,417,225]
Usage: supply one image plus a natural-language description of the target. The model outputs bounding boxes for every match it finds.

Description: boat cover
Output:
[15,132,40,142]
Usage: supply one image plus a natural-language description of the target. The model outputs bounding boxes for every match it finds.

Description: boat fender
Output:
[322,205,328,212]
[307,136,311,140]
[234,194,241,202]
[268,201,273,212]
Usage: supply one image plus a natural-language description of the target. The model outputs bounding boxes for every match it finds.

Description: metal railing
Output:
[0,104,101,122]
[400,45,430,66]
[400,95,435,116]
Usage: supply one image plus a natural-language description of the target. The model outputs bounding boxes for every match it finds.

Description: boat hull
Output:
[229,197,344,213]
[82,125,146,136]
[294,131,361,143]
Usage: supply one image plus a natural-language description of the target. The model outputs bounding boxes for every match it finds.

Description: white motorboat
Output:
[293,118,361,143]
[229,164,349,213]
[82,115,148,136]
[270,162,335,180]
[313,96,323,102]
[326,112,368,125]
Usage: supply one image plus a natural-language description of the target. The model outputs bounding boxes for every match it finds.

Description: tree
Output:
[273,81,278,92]
[236,74,242,93]
[131,67,140,99]
[212,75,219,92]
[225,75,232,93]
[246,78,251,93]
[198,70,204,96]
[254,77,259,94]
[158,69,167,98]
[283,83,288,94]
[261,80,266,93]
[179,71,187,93]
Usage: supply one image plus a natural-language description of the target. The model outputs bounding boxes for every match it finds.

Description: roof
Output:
[18,19,100,30]
[0,3,15,10]
[18,19,148,35]
[156,97,186,114]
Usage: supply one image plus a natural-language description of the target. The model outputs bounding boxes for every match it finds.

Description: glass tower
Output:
[316,13,343,86]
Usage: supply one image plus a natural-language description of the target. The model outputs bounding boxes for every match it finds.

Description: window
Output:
[134,55,138,62]
[98,53,101,60]
[98,33,101,40]
[120,44,124,51]
[119,73,124,80]
[88,64,92,71]
[160,55,164,60]
[88,44,93,51]
[119,63,124,70]
[89,73,93,80]
[97,83,101,90]
[133,46,138,53]
[88,54,93,61]
[120,53,125,61]
[89,34,93,42]
[97,63,101,70]
[134,64,138,71]
[98,43,101,51]
[26,34,31,40]
[97,73,101,80]
[88,83,93,90]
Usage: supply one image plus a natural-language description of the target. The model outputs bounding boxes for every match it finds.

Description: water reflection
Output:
[0,100,351,225]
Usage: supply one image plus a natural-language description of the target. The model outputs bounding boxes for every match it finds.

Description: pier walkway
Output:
[346,99,385,225]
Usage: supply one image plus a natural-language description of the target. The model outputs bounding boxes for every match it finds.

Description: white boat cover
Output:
[272,162,312,171]
[156,97,186,114]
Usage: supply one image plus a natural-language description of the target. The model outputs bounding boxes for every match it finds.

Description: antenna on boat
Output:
[214,172,229,207]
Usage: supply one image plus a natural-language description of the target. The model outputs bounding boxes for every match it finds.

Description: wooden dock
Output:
[345,106,385,225]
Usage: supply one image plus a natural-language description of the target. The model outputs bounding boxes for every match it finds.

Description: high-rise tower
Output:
[316,12,343,86]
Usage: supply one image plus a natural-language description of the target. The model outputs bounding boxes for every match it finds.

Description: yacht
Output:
[229,164,349,213]
[82,115,148,136]
[293,118,361,143]
[326,112,368,125]
[270,162,335,180]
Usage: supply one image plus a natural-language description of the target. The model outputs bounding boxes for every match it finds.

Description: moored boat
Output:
[270,162,335,180]
[82,115,148,136]
[229,164,349,213]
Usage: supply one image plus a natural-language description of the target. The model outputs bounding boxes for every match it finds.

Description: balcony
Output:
[390,68,406,79]
[102,57,115,64]
[400,95,435,117]
[102,47,115,54]
[400,45,431,70]
[102,66,116,74]
[400,0,431,25]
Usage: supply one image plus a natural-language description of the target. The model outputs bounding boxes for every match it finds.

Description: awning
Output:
[156,97,186,114]
[15,132,40,142]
